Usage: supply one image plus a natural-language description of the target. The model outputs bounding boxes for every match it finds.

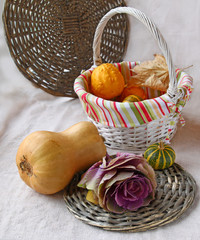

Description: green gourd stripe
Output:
[165,149,175,160]
[161,150,166,169]
[144,143,176,170]
[164,150,170,168]
[165,147,175,154]
[155,151,162,169]
[164,150,173,167]
[146,149,158,162]
[165,148,175,160]
[144,145,157,156]
[150,150,160,169]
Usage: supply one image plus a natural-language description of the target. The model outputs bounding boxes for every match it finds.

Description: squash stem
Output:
[159,141,165,150]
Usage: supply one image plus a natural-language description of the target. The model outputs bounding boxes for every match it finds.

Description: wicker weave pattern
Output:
[75,7,193,151]
[3,0,128,97]
[63,163,196,232]
[90,113,179,152]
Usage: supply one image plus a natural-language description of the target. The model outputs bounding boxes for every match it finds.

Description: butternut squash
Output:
[16,121,106,195]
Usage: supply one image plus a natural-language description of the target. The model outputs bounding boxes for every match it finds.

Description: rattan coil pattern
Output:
[3,0,128,97]
[63,163,196,232]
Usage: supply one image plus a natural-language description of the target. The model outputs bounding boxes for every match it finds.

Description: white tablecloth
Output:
[0,0,199,239]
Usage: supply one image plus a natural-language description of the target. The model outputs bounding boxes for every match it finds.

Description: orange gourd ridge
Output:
[119,86,147,102]
[90,63,125,100]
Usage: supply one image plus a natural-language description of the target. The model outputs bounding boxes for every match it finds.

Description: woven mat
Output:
[63,163,196,232]
[3,0,128,97]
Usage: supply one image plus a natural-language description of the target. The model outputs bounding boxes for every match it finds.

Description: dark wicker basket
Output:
[2,0,129,97]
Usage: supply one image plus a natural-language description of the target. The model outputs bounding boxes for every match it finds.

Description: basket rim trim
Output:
[74,61,192,105]
[74,61,193,128]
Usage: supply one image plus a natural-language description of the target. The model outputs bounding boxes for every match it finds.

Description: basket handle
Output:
[93,7,181,101]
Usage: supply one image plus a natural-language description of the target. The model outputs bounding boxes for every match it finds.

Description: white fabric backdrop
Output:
[0,0,199,239]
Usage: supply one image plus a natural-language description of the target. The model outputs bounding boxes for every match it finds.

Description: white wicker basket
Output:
[74,7,193,152]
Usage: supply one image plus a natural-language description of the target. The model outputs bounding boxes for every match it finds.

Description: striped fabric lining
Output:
[74,61,193,128]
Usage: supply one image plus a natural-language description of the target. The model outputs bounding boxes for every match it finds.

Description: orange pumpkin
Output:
[90,63,125,100]
[118,86,147,102]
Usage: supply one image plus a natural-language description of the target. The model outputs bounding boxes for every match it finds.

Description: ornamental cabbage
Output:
[77,153,157,213]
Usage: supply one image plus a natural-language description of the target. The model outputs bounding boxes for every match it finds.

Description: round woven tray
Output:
[3,0,128,97]
[63,163,196,232]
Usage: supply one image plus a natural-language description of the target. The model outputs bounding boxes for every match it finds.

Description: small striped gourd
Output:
[144,142,175,170]
[122,95,143,103]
